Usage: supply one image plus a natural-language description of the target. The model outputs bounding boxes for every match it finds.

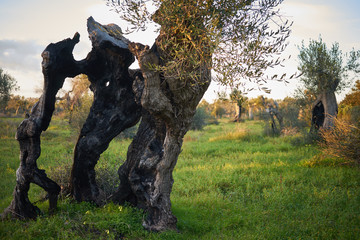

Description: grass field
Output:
[0,117,359,239]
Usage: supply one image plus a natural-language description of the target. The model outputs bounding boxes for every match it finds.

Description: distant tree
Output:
[247,97,262,120]
[0,68,18,111]
[297,37,359,131]
[58,74,92,124]
[211,99,227,118]
[229,89,247,122]
[260,96,283,135]
[341,80,360,107]
[278,96,307,129]
[5,95,30,116]
[339,80,360,125]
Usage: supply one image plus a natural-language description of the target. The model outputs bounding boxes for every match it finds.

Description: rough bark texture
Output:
[70,18,141,204]
[2,33,82,219]
[311,91,338,131]
[112,41,211,231]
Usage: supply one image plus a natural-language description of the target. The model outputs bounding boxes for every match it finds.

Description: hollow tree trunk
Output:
[70,18,142,204]
[310,91,337,131]
[2,33,82,219]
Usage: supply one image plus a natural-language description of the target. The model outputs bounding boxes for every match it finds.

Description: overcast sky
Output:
[0,0,359,102]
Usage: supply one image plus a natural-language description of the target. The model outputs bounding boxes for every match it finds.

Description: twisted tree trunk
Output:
[70,18,141,204]
[2,33,82,219]
[112,39,211,231]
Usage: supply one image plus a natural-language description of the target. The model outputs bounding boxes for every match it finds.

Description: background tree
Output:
[339,79,360,126]
[0,68,18,112]
[229,88,248,122]
[211,99,227,118]
[65,74,92,128]
[297,37,359,130]
[5,95,30,116]
[278,96,307,130]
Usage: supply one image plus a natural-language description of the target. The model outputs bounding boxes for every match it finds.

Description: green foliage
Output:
[1,118,360,239]
[297,37,358,94]
[190,107,208,130]
[106,0,292,89]
[211,100,226,118]
[0,68,18,111]
[278,97,307,129]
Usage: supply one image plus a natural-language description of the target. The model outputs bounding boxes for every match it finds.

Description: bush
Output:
[319,118,360,165]
[191,107,211,130]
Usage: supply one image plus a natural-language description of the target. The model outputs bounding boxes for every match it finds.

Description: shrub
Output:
[319,117,360,165]
[191,106,212,130]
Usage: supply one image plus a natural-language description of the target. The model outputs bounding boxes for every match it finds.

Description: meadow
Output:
[0,117,359,239]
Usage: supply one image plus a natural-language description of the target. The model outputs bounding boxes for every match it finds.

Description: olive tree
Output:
[230,88,248,122]
[104,0,291,231]
[2,0,292,232]
[297,37,359,130]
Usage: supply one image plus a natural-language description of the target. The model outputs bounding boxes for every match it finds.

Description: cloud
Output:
[0,39,44,73]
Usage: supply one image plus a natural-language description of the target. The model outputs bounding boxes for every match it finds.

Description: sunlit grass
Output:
[0,117,359,239]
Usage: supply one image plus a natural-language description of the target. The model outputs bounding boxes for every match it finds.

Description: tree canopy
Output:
[297,37,359,94]
[106,0,292,90]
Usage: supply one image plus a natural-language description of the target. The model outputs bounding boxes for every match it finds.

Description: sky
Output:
[0,0,359,102]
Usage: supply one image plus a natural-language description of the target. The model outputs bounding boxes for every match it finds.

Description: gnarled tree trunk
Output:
[70,18,141,204]
[310,91,338,131]
[112,41,211,231]
[2,33,82,219]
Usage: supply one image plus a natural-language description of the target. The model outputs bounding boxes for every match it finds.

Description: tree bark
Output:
[70,17,142,204]
[234,104,242,122]
[112,41,211,231]
[310,91,338,131]
[2,33,82,219]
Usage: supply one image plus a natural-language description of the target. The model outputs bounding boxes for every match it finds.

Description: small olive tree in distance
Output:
[230,88,248,122]
[105,0,292,231]
[297,37,360,131]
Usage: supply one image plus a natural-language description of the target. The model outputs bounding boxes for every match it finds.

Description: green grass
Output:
[1,117,359,239]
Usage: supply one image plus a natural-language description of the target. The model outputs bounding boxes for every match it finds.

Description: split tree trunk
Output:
[310,91,338,131]
[2,33,82,219]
